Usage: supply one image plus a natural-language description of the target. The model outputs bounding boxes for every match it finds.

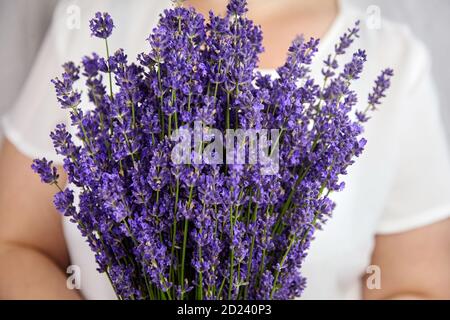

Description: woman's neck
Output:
[184,0,336,21]
[183,0,339,69]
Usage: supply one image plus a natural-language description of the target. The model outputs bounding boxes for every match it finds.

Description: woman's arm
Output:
[0,139,81,299]
[363,218,450,300]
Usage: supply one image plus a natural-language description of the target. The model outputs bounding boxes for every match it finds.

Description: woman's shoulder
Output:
[51,0,171,61]
[339,1,432,96]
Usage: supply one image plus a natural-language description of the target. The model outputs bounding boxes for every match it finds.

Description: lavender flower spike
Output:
[90,12,115,39]
[31,158,59,184]
[356,68,394,122]
[368,68,394,107]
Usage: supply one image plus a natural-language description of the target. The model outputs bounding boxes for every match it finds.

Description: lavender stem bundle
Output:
[32,0,392,300]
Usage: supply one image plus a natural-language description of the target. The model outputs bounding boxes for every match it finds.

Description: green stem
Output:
[244,190,259,299]
[272,164,312,236]
[197,240,203,300]
[168,114,172,137]
[169,179,180,289]
[131,100,136,129]
[105,39,114,99]
[180,185,194,299]
[228,203,235,300]
[270,234,297,299]
[157,61,165,139]
[217,276,227,299]
[256,205,273,287]
[226,92,231,130]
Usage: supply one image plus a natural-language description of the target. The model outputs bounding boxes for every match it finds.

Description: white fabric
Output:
[0,0,57,142]
[348,0,450,144]
[1,0,449,300]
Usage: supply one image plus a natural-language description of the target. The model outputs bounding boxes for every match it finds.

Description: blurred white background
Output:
[0,0,449,145]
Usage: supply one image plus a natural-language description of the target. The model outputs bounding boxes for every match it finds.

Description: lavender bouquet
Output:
[32,0,392,300]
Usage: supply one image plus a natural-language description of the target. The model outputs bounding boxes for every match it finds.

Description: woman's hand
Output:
[0,139,81,299]
[363,218,450,300]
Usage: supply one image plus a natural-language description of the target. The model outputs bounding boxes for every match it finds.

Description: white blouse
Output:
[2,0,449,299]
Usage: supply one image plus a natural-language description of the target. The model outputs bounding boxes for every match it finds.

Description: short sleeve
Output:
[1,0,170,165]
[0,3,68,164]
[376,45,450,234]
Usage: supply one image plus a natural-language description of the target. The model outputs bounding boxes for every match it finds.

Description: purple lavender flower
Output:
[53,189,75,216]
[31,158,59,184]
[322,20,360,78]
[51,72,82,109]
[335,20,360,55]
[63,61,80,81]
[368,68,394,107]
[227,0,249,16]
[342,49,367,81]
[50,124,79,157]
[357,68,394,122]
[89,12,115,39]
